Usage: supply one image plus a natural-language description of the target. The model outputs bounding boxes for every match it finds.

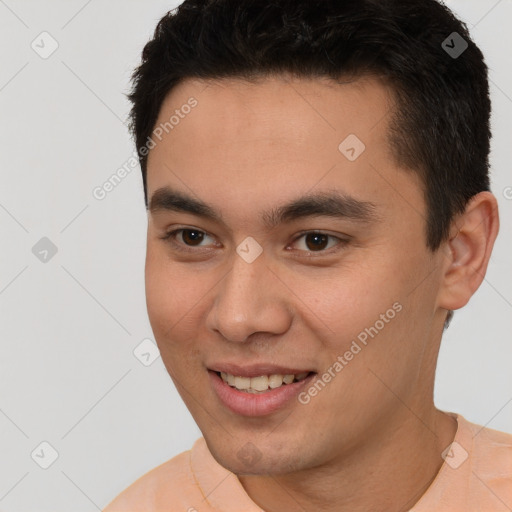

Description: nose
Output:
[205,252,292,343]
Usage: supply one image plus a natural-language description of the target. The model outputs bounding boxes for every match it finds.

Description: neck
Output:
[238,407,458,512]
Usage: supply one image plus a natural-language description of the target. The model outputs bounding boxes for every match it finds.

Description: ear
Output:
[437,191,500,311]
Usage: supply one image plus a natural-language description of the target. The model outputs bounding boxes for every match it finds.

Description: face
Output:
[144,75,448,475]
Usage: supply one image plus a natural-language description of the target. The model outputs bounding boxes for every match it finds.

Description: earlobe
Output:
[437,191,500,311]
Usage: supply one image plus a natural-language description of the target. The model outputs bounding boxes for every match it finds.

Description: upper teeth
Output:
[220,372,309,393]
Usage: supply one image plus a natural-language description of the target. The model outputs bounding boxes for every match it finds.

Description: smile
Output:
[208,368,317,416]
[218,371,311,393]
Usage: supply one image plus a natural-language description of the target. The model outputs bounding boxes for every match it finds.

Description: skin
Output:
[144,74,499,511]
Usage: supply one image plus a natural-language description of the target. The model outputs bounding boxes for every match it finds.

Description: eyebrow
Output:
[148,186,379,229]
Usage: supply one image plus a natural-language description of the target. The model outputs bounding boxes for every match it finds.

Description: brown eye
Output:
[303,233,329,251]
[160,228,215,252]
[290,231,346,254]
[180,229,205,246]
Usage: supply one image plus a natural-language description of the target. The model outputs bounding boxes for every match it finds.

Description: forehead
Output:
[146,75,424,230]
[149,75,395,167]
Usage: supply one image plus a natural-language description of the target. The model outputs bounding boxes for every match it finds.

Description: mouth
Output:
[207,366,317,416]
[215,370,314,393]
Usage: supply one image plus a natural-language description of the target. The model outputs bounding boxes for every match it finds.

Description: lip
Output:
[208,363,315,378]
[208,369,316,417]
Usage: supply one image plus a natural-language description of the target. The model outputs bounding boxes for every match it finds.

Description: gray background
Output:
[0,0,510,510]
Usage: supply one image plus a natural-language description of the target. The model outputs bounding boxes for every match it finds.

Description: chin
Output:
[204,434,309,476]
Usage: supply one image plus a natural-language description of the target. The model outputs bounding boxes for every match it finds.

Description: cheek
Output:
[300,254,423,380]
[144,249,208,362]
[145,253,176,332]
[299,264,398,342]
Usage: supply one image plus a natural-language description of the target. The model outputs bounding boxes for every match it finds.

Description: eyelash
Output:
[159,227,349,256]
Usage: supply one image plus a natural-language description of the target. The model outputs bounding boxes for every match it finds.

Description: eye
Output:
[160,228,217,252]
[288,231,348,254]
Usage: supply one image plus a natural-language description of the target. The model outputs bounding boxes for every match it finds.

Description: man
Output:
[104,0,512,510]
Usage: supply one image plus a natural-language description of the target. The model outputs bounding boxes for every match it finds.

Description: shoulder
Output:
[103,439,201,512]
[461,416,512,508]
[465,415,512,461]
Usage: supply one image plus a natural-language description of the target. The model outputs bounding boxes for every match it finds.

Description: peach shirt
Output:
[103,412,512,511]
